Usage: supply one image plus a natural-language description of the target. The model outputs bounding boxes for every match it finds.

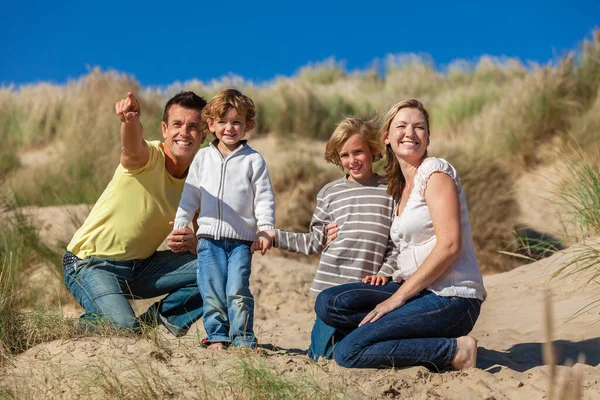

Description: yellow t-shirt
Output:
[68,141,187,260]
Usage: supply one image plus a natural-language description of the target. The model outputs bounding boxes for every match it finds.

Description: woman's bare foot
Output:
[207,342,226,351]
[452,336,478,370]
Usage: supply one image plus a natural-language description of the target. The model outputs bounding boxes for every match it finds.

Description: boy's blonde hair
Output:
[202,89,256,136]
[324,116,383,168]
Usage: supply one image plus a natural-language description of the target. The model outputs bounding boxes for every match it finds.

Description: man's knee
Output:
[109,313,140,331]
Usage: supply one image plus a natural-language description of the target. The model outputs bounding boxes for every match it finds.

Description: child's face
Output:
[339,134,375,184]
[207,108,248,154]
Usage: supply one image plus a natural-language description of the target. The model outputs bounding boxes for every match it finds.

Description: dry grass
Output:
[1,30,600,381]
[2,31,600,271]
[542,290,584,400]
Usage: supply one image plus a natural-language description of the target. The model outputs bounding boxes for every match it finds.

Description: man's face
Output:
[161,104,204,165]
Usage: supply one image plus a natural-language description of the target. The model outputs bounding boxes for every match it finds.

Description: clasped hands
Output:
[167,222,197,254]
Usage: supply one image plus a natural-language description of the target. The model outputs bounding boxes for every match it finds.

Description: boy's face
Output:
[339,134,375,184]
[207,108,248,154]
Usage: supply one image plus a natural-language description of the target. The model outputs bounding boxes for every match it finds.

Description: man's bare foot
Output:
[207,342,226,351]
[452,336,478,370]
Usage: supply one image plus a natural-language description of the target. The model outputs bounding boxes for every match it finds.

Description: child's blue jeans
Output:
[307,315,338,361]
[197,238,257,348]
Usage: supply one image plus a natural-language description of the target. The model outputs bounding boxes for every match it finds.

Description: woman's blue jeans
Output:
[63,250,203,336]
[315,282,482,371]
[197,238,256,348]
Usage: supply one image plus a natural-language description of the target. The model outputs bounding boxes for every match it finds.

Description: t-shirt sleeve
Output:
[121,140,160,176]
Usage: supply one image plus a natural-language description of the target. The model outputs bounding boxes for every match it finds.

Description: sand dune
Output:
[1,196,598,398]
[3,232,599,398]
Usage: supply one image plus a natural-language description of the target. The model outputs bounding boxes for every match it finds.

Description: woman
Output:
[315,99,487,371]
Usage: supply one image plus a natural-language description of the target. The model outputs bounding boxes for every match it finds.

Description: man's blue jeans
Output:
[315,282,482,371]
[197,238,256,348]
[63,250,203,336]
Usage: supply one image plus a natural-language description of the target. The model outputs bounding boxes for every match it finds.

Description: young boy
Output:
[172,89,275,349]
[257,116,398,359]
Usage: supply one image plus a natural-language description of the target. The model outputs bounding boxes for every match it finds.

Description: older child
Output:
[257,116,397,359]
[172,89,275,349]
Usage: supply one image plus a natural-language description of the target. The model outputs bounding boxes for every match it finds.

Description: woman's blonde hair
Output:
[381,99,431,200]
[202,88,256,137]
[324,116,383,168]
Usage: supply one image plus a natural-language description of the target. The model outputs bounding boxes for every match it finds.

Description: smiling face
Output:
[384,107,430,164]
[161,104,204,166]
[207,108,248,154]
[339,134,375,183]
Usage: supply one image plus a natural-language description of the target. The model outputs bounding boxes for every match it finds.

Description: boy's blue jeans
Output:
[308,316,338,361]
[63,250,203,336]
[197,238,257,348]
[315,282,482,371]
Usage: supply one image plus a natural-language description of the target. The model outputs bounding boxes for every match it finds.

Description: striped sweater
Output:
[275,175,398,294]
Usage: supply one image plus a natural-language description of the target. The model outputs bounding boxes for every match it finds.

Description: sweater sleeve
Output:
[252,154,276,231]
[173,155,202,230]
[274,185,331,255]
[377,236,399,277]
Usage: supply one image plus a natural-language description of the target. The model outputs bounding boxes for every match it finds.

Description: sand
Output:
[2,203,599,398]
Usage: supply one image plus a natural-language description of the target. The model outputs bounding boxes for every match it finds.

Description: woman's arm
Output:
[360,172,462,325]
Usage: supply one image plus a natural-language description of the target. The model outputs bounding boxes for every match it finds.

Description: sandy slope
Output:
[1,148,598,398]
[3,236,599,399]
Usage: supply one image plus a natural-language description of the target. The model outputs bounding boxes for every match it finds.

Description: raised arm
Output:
[361,172,462,325]
[115,92,149,169]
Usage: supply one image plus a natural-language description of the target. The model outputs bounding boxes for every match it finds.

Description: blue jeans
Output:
[307,316,338,361]
[63,250,203,336]
[197,238,256,348]
[315,282,482,371]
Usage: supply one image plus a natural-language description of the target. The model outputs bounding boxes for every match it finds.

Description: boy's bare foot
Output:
[207,342,226,351]
[452,336,477,370]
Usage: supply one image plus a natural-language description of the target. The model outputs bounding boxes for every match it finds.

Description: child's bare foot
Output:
[452,336,477,370]
[207,342,226,351]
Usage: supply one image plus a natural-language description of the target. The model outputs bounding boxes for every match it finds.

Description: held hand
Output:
[325,223,339,246]
[251,231,273,255]
[115,92,141,123]
[167,221,197,254]
[358,295,405,327]
[362,275,390,286]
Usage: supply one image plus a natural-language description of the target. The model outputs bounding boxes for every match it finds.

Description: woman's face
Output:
[384,107,429,163]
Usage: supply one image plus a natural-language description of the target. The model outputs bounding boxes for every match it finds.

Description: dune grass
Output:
[0,343,349,400]
[555,149,600,239]
[1,29,600,381]
[1,31,599,272]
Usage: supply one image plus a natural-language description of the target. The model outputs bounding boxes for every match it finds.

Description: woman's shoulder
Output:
[418,157,457,177]
[415,157,458,196]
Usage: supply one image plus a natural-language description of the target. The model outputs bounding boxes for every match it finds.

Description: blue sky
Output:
[1,0,599,87]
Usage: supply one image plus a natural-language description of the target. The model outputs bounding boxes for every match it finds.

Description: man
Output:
[63,91,205,336]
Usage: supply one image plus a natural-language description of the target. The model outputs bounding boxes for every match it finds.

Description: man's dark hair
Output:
[162,91,207,123]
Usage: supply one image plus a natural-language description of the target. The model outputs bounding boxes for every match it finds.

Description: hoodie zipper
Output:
[213,142,245,240]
